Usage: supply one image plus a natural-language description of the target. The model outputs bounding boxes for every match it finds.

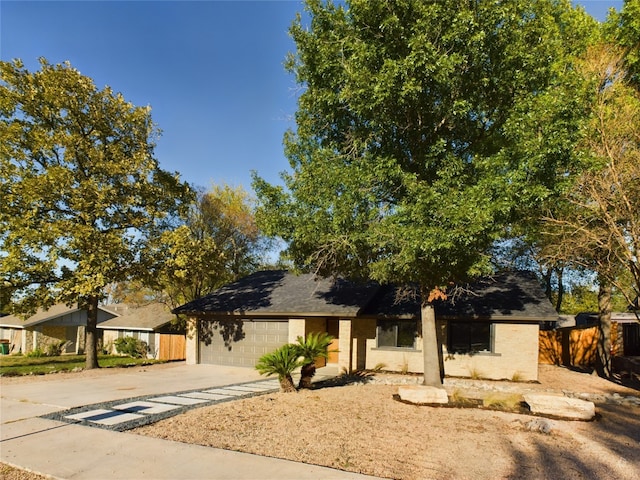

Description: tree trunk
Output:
[85,296,100,370]
[421,301,444,387]
[596,280,612,378]
[555,267,564,313]
[298,363,316,389]
[543,268,553,301]
[279,374,297,393]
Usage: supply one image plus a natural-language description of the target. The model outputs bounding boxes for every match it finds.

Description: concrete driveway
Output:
[1,363,264,422]
[1,362,376,479]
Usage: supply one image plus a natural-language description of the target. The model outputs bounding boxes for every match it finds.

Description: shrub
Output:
[256,344,304,392]
[482,393,523,410]
[295,332,334,389]
[114,337,148,358]
[372,362,387,372]
[26,348,44,358]
[46,340,69,357]
[450,389,478,407]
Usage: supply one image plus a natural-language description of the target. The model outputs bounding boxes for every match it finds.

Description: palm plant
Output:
[255,344,303,392]
[295,332,334,389]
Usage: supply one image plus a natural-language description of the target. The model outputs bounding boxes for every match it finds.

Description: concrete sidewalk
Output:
[1,363,377,479]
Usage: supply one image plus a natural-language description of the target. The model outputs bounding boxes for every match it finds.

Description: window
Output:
[448,322,493,354]
[377,320,417,349]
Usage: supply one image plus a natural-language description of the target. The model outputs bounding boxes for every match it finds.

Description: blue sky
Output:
[0,0,625,193]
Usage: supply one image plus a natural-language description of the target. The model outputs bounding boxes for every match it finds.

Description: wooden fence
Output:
[158,334,186,361]
[539,326,599,368]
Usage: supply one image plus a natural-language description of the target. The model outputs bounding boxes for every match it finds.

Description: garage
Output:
[199,319,289,367]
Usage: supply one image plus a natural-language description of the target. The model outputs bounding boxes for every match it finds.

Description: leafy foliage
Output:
[541,45,640,309]
[0,59,191,368]
[255,343,303,393]
[152,184,270,309]
[254,0,596,385]
[46,340,69,357]
[255,0,595,287]
[604,0,640,89]
[295,332,333,389]
[114,336,149,358]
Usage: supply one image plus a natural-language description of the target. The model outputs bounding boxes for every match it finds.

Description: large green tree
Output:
[0,59,190,368]
[254,0,595,386]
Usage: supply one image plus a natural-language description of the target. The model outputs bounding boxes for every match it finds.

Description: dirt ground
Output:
[2,364,639,480]
[132,365,640,480]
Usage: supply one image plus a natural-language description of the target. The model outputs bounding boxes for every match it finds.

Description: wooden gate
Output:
[159,334,186,361]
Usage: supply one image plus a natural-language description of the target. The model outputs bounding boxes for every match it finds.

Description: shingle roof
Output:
[363,271,559,321]
[98,303,176,331]
[0,304,117,328]
[173,270,380,317]
[173,270,558,322]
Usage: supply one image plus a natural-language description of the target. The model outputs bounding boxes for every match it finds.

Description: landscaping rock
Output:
[398,385,449,404]
[524,418,555,434]
[523,393,595,420]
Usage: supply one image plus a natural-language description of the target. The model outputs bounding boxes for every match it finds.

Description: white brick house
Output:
[174,270,559,381]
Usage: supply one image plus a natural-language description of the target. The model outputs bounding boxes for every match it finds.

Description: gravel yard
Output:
[2,364,639,480]
[132,365,640,480]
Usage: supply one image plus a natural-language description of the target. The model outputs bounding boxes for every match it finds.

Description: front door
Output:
[327,319,340,364]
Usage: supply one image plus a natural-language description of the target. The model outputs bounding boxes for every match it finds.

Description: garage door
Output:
[199,320,289,367]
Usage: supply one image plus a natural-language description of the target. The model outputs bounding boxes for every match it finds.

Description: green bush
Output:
[46,340,69,357]
[114,337,148,358]
[256,344,304,392]
[26,348,44,358]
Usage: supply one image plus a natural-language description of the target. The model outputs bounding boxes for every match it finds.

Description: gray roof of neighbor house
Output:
[173,270,380,317]
[97,303,177,331]
[173,270,559,322]
[364,271,560,321]
[0,304,117,328]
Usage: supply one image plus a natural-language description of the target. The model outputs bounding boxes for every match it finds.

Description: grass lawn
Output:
[0,354,164,376]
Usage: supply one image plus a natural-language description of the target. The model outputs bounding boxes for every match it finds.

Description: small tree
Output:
[541,44,640,376]
[255,344,303,393]
[295,332,333,389]
[148,184,270,310]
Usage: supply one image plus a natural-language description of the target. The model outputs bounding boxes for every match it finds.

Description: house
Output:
[174,270,559,381]
[98,303,186,361]
[0,304,118,355]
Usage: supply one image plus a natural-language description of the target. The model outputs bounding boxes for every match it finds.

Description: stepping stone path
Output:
[41,379,282,432]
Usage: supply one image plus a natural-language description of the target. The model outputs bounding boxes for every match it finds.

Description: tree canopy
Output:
[0,59,191,367]
[542,45,640,308]
[254,0,597,385]
[150,184,271,309]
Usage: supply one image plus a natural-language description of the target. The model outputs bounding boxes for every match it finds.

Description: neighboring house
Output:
[174,270,558,381]
[98,303,186,361]
[0,304,118,355]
